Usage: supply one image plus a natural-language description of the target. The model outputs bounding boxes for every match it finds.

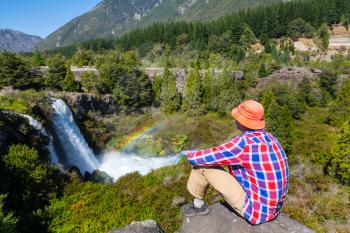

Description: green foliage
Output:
[0,52,31,89]
[330,79,350,126]
[327,121,350,184]
[0,195,17,233]
[99,51,153,113]
[266,101,294,153]
[319,23,330,50]
[160,66,181,113]
[71,49,95,67]
[0,96,30,113]
[80,71,100,94]
[45,55,66,90]
[287,18,315,39]
[32,49,45,67]
[260,90,275,114]
[183,69,203,114]
[152,74,162,107]
[319,71,337,98]
[61,65,81,92]
[239,25,256,49]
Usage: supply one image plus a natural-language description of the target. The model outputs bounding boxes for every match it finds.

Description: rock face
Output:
[63,93,119,116]
[0,29,42,52]
[180,203,315,233]
[110,220,164,233]
[256,67,321,90]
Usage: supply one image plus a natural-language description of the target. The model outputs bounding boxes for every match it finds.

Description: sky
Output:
[0,0,101,38]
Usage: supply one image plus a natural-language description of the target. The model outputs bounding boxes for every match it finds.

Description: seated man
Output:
[183,100,289,225]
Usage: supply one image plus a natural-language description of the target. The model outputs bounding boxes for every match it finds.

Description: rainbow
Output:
[114,122,162,152]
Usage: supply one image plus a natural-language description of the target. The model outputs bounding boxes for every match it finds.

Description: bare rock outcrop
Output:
[109,203,314,233]
[180,202,314,233]
[256,67,321,90]
[63,93,119,116]
[110,220,164,233]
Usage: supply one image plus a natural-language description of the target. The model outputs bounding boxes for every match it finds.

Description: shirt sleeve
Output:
[187,135,245,166]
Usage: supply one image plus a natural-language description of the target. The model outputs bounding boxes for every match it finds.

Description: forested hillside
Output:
[1,0,350,232]
[38,0,280,50]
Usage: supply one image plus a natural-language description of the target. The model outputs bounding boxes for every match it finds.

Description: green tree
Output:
[98,51,153,113]
[183,69,203,114]
[287,18,315,39]
[72,49,95,67]
[152,74,162,107]
[258,63,269,78]
[319,23,330,50]
[330,79,350,126]
[61,64,81,92]
[45,55,66,90]
[260,90,275,114]
[216,69,242,115]
[266,101,293,153]
[32,49,45,67]
[328,121,350,184]
[0,195,17,233]
[0,52,31,89]
[80,71,100,94]
[239,25,256,49]
[202,70,215,110]
[160,66,181,113]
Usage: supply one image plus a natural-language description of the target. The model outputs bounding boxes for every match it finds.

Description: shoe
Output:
[182,201,211,217]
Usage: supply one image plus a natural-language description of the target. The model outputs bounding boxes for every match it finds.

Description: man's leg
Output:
[186,167,246,216]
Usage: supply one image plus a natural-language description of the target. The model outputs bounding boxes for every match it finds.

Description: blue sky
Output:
[0,0,101,38]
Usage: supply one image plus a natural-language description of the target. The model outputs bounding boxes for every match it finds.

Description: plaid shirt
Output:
[187,129,289,225]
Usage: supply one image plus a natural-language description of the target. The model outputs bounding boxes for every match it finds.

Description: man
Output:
[183,100,289,225]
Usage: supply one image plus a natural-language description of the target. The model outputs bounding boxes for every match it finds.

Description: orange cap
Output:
[231,100,265,130]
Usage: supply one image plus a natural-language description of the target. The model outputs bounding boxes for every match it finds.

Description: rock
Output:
[180,202,315,233]
[84,169,113,184]
[63,93,119,116]
[171,196,186,207]
[110,220,164,233]
[256,67,320,90]
[233,71,245,80]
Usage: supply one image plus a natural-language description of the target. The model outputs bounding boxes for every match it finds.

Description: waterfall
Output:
[21,114,59,164]
[50,98,183,180]
[51,98,99,174]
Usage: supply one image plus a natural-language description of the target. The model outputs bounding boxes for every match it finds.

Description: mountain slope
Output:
[38,0,279,50]
[0,29,42,52]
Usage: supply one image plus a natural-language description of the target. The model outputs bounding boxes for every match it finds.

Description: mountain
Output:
[38,0,279,50]
[0,29,43,52]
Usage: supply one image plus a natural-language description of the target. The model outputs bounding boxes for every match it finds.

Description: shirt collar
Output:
[243,129,265,134]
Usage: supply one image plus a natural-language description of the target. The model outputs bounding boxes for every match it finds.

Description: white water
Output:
[50,98,183,180]
[21,114,59,164]
[99,152,183,181]
[51,98,99,174]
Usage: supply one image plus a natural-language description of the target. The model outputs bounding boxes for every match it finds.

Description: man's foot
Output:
[182,201,211,217]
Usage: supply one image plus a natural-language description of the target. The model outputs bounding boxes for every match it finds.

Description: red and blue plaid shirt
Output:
[187,129,289,225]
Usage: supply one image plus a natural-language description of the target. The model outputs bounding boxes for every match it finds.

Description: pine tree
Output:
[328,121,350,184]
[183,69,202,114]
[152,74,162,107]
[258,63,269,78]
[202,70,215,110]
[266,101,293,153]
[239,25,256,49]
[160,66,181,113]
[331,79,350,126]
[319,23,330,50]
[45,55,66,90]
[32,49,45,67]
[61,64,80,92]
[260,90,275,114]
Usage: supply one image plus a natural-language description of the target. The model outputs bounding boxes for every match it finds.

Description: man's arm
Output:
[187,135,245,166]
